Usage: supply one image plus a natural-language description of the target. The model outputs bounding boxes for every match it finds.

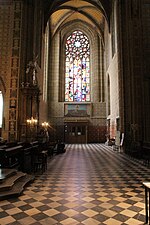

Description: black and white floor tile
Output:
[0,144,149,225]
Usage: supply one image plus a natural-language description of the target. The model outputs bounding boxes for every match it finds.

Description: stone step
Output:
[0,171,26,191]
[0,168,17,183]
[0,174,34,200]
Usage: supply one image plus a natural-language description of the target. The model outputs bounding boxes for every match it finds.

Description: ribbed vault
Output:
[43,0,110,36]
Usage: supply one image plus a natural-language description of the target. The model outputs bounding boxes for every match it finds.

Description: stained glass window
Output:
[65,30,90,102]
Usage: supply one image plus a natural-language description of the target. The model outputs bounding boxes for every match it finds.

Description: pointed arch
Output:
[0,76,6,93]
[58,20,102,102]
[65,30,90,102]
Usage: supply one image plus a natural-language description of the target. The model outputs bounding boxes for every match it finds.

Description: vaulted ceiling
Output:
[43,0,111,36]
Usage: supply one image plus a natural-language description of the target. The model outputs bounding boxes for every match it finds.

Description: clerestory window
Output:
[65,30,90,102]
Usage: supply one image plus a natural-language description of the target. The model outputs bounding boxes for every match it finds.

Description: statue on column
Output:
[25,58,38,87]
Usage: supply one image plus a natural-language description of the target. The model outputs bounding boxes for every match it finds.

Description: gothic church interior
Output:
[0,0,150,151]
[0,1,150,224]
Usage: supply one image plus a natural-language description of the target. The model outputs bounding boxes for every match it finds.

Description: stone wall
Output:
[47,22,107,143]
[104,1,120,139]
[142,0,150,144]
[0,0,22,141]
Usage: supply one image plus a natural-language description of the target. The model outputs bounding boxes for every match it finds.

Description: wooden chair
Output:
[33,151,47,173]
[112,132,124,152]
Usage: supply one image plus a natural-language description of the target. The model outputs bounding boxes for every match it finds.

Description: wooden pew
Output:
[0,145,23,169]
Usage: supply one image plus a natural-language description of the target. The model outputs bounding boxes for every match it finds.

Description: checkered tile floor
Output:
[0,144,149,225]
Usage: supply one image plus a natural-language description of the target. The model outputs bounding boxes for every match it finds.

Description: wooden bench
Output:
[0,145,23,169]
[142,145,150,166]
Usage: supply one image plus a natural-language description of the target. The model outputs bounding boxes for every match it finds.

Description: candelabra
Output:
[26,117,38,142]
[41,122,50,143]
[42,122,49,129]
[27,117,38,126]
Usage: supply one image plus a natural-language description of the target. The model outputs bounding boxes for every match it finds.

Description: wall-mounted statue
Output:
[26,60,38,86]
